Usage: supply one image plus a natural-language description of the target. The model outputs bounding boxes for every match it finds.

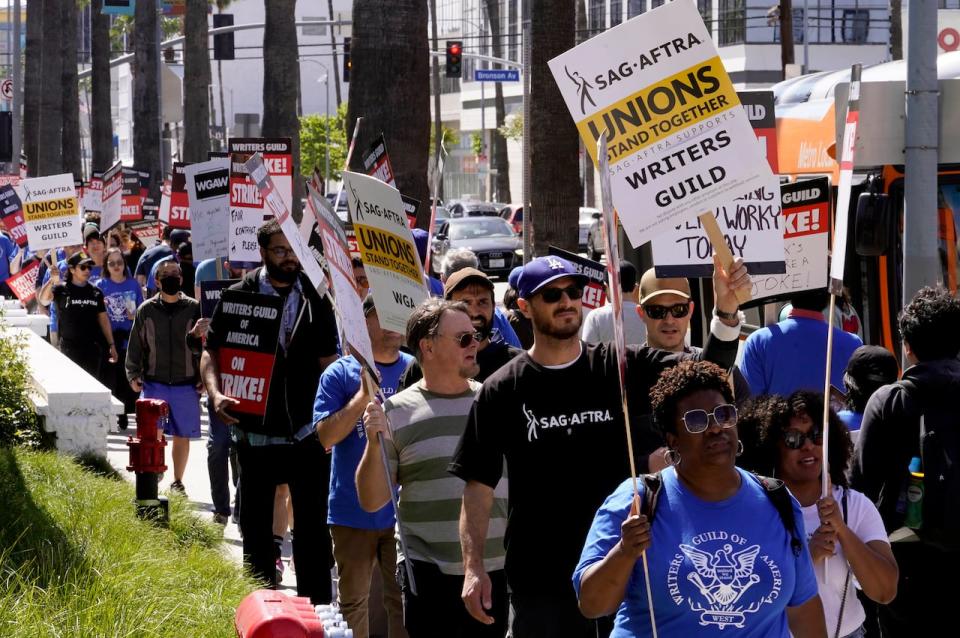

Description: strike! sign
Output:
[548,1,773,247]
[5,259,40,305]
[100,162,123,230]
[0,185,27,247]
[229,138,292,264]
[548,246,608,311]
[212,289,284,426]
[19,173,82,251]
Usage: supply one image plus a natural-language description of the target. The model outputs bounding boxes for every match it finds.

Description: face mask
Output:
[159,275,181,295]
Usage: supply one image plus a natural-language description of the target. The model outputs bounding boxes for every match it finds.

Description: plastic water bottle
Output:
[905,456,924,529]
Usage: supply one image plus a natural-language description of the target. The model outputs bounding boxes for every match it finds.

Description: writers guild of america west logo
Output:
[667,530,781,629]
[522,403,613,442]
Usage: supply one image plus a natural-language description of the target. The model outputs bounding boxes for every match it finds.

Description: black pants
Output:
[235,436,333,604]
[107,345,139,414]
[510,588,612,638]
[877,542,960,636]
[60,340,102,380]
[397,560,508,638]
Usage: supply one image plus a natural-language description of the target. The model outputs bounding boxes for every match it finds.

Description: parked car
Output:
[579,207,600,252]
[584,208,605,261]
[446,200,500,218]
[325,190,350,224]
[431,217,522,278]
[500,204,523,235]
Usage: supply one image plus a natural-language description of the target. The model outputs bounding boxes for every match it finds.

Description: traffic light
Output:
[446,40,462,78]
[213,13,235,61]
[343,37,351,82]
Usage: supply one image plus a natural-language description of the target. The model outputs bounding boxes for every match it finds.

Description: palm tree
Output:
[91,0,114,174]
[37,0,63,176]
[61,0,82,178]
[262,0,302,217]
[183,0,210,163]
[215,0,232,148]
[530,0,579,254]
[347,0,430,218]
[134,0,161,200]
[482,0,511,203]
[23,0,42,176]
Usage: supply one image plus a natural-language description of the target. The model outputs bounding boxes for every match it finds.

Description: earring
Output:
[664,448,682,467]
[736,440,744,457]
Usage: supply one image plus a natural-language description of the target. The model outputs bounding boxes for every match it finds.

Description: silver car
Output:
[431,217,522,278]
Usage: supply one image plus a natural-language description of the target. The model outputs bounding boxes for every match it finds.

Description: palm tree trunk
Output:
[37,0,63,176]
[61,0,82,178]
[91,0,113,173]
[183,0,211,163]
[262,0,302,218]
[576,0,594,207]
[890,0,903,60]
[482,0,511,203]
[327,0,342,107]
[134,0,161,200]
[347,0,430,221]
[531,0,579,254]
[23,0,43,176]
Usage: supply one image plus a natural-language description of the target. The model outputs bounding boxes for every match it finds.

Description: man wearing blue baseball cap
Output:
[450,253,750,638]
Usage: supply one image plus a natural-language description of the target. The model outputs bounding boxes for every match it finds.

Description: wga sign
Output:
[194,170,229,200]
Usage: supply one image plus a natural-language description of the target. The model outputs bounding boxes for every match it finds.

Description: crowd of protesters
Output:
[9,210,960,638]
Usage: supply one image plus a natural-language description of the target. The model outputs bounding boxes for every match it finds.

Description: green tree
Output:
[498,113,522,142]
[429,125,460,151]
[299,102,348,183]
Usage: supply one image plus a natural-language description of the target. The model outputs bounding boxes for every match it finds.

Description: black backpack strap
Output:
[841,487,848,524]
[754,473,804,557]
[639,472,664,523]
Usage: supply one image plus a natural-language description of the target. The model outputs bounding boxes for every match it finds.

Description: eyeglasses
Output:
[538,285,583,303]
[437,331,482,348]
[107,260,125,268]
[681,404,738,434]
[267,246,294,258]
[782,427,823,450]
[643,303,690,320]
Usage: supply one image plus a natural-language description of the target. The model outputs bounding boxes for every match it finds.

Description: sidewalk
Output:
[105,409,299,594]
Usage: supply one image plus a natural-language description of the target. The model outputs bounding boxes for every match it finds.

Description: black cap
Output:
[619,260,638,293]
[83,224,102,244]
[67,251,94,268]
[170,229,191,247]
[844,345,899,392]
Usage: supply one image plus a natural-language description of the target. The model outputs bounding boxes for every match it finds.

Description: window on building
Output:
[773,8,806,44]
[611,0,623,27]
[627,0,645,19]
[698,0,712,34]
[842,9,869,43]
[719,0,746,45]
[509,0,519,61]
[588,0,605,36]
[651,0,665,8]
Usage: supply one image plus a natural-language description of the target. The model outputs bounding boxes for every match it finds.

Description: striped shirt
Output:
[384,380,508,575]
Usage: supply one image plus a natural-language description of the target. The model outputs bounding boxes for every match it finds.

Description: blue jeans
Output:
[206,398,238,516]
[841,626,865,638]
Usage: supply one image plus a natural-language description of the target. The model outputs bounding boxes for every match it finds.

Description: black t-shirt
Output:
[53,282,106,346]
[398,340,523,390]
[448,338,737,594]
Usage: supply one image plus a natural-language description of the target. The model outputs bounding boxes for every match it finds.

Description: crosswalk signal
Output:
[343,37,351,82]
[445,40,462,78]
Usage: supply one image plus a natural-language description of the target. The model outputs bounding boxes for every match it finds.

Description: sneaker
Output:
[118,414,128,431]
[212,512,229,526]
[169,480,187,497]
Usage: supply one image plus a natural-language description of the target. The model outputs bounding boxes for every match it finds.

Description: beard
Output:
[265,259,301,284]
[471,314,492,340]
[458,360,481,379]
[532,307,582,340]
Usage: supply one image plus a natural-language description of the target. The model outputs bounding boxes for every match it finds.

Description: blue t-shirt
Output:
[837,409,862,432]
[313,353,413,530]
[194,257,229,285]
[427,276,444,297]
[492,307,521,348]
[96,277,144,348]
[0,234,18,282]
[574,467,818,638]
[739,314,863,397]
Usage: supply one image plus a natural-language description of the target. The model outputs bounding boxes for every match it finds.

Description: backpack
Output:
[898,379,960,551]
[639,472,804,557]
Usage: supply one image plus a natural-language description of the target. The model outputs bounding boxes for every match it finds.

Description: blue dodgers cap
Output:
[411,228,429,263]
[517,256,589,299]
[508,266,523,291]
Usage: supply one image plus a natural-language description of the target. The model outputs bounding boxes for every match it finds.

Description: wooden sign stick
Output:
[699,211,751,306]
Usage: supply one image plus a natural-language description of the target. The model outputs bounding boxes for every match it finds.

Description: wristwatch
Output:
[714,307,739,321]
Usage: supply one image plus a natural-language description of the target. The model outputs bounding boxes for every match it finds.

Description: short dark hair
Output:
[405,298,470,362]
[790,289,830,312]
[257,219,283,249]
[162,225,174,241]
[899,286,960,361]
[738,391,851,487]
[619,260,638,293]
[351,257,364,269]
[650,360,734,438]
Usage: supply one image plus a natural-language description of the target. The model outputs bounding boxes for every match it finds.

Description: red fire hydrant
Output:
[235,590,326,637]
[127,398,169,523]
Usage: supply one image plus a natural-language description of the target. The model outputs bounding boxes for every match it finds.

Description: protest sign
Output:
[830,66,861,295]
[121,168,143,222]
[185,157,230,260]
[0,185,27,247]
[200,278,240,318]
[362,133,396,187]
[5,259,40,305]
[128,219,162,248]
[0,175,20,188]
[228,138,291,263]
[158,177,172,224]
[167,163,191,229]
[741,91,778,174]
[743,177,830,307]
[229,138,293,209]
[20,173,82,251]
[141,203,159,222]
[84,175,103,214]
[244,152,327,292]
[401,194,421,229]
[213,289,283,427]
[343,171,428,333]
[308,186,376,370]
[100,162,123,230]
[548,0,773,247]
[548,246,608,310]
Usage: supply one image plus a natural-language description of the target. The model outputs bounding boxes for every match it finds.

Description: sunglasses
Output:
[107,260,125,267]
[438,331,483,348]
[74,263,92,272]
[538,285,583,303]
[782,427,824,450]
[681,404,738,434]
[643,303,690,320]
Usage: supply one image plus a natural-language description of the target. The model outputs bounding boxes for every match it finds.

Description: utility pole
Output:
[903,0,940,300]
[780,0,795,79]
[430,0,442,200]
[12,0,21,169]
[521,5,532,262]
